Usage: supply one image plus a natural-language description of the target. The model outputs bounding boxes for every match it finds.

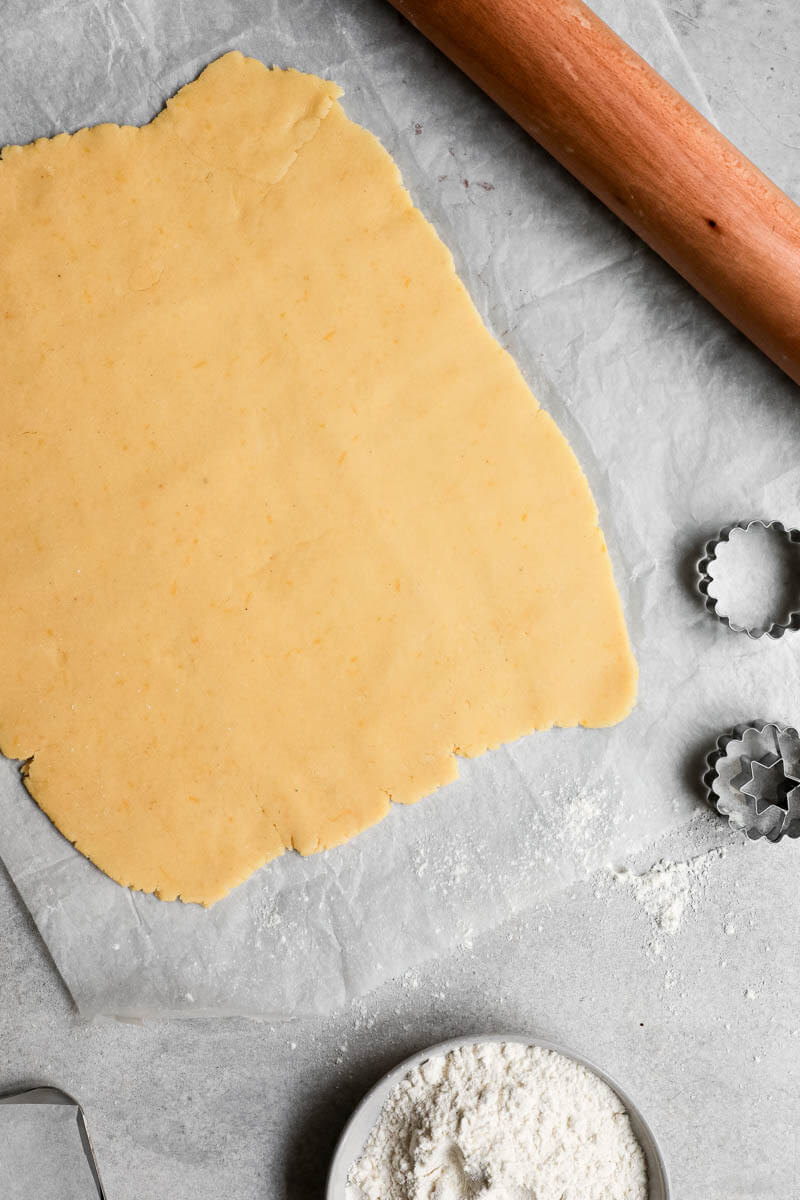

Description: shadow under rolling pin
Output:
[387,0,800,387]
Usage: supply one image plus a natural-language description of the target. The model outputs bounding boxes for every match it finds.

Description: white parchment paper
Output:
[1,0,798,1018]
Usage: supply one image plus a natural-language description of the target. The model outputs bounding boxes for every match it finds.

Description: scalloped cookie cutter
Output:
[696,520,800,639]
[704,721,800,842]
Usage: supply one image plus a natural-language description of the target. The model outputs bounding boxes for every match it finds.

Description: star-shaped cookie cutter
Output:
[705,721,800,842]
[737,753,800,816]
[696,519,800,639]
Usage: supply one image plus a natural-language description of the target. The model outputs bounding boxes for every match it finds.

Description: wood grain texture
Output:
[389,0,800,386]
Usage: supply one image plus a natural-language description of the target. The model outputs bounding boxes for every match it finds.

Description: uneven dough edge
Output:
[0,53,637,906]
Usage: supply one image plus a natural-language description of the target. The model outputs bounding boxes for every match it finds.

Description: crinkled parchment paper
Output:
[1,0,798,1017]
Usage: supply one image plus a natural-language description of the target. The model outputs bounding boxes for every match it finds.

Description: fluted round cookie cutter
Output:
[696,519,800,639]
[704,721,800,842]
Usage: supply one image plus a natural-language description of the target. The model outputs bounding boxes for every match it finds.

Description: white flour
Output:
[347,1042,648,1200]
[613,847,726,935]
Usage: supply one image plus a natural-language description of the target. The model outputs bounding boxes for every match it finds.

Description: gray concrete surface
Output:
[2,2,800,1198]
[2,816,799,1199]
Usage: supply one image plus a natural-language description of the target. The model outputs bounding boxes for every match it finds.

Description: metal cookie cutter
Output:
[704,721,800,842]
[0,1086,106,1199]
[696,519,800,638]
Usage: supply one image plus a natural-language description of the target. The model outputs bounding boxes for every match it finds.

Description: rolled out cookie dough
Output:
[0,53,637,905]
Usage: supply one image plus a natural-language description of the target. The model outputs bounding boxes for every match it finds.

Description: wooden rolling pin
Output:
[388,0,800,386]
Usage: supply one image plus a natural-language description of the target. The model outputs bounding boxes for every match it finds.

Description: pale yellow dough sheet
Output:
[0,53,637,905]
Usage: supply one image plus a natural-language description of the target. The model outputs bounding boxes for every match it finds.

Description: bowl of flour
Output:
[327,1034,668,1200]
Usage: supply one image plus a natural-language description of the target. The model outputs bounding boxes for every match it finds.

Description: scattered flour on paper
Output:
[347,1041,648,1200]
[612,847,726,936]
[411,775,632,925]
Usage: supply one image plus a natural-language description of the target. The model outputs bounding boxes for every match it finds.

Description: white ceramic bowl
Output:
[326,1033,670,1200]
